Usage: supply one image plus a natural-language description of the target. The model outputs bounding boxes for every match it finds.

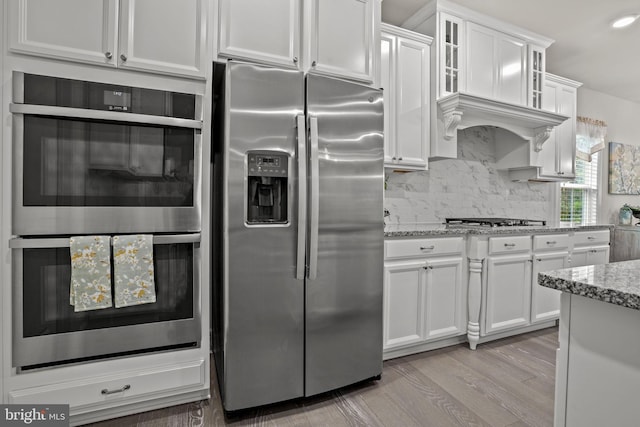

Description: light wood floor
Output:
[88,327,558,427]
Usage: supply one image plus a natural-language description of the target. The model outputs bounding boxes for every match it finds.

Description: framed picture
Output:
[609,142,640,194]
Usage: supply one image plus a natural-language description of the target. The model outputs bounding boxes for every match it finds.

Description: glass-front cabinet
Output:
[529,45,545,109]
[440,13,462,97]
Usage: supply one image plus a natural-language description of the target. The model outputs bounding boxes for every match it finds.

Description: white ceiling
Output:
[382,0,640,104]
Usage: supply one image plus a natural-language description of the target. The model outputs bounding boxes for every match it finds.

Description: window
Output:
[559,117,606,226]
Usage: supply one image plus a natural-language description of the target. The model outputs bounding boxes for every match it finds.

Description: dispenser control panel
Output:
[248,153,288,177]
[246,150,289,224]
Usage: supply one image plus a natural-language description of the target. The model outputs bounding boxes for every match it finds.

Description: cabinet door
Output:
[425,257,465,340]
[383,261,426,349]
[380,32,396,166]
[8,0,118,66]
[531,252,568,323]
[466,23,525,104]
[572,246,610,267]
[556,84,577,177]
[538,79,560,176]
[218,0,301,69]
[570,247,589,268]
[118,0,207,78]
[466,22,495,100]
[485,253,532,334]
[394,37,430,169]
[439,13,463,97]
[308,0,374,83]
[496,34,526,104]
[588,246,610,265]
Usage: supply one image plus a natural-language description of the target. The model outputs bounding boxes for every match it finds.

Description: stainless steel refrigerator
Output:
[211,61,383,412]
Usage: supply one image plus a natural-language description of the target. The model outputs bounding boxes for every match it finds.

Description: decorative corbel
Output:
[532,126,554,152]
[443,110,463,140]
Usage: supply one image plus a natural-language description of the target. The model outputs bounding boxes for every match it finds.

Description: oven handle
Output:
[9,233,201,249]
[9,103,203,130]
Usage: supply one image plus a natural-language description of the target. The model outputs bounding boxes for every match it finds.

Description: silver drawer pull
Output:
[101,384,131,395]
[504,243,516,247]
[420,245,435,250]
[587,236,596,240]
[546,241,557,245]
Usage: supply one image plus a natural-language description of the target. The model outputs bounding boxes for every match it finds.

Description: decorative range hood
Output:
[436,92,569,154]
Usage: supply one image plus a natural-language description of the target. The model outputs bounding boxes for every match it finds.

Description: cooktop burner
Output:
[445,218,547,227]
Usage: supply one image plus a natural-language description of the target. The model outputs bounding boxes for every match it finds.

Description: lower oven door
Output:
[11,233,201,369]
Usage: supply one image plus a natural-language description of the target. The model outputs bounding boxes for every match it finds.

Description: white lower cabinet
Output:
[5,357,208,424]
[570,230,610,267]
[9,360,206,408]
[531,234,570,323]
[484,234,571,336]
[485,252,532,334]
[383,237,466,358]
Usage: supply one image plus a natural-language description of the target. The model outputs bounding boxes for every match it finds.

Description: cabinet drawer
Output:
[533,234,570,251]
[489,235,531,255]
[9,360,206,409]
[385,237,463,259]
[573,229,610,246]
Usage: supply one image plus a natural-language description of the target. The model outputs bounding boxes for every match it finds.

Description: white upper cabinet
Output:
[8,0,118,65]
[465,22,526,105]
[117,0,207,78]
[420,4,551,107]
[307,0,374,83]
[381,24,431,170]
[218,0,301,69]
[217,0,379,84]
[537,74,581,179]
[8,0,207,79]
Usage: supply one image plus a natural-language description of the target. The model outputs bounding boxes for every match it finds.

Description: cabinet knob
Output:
[546,241,557,245]
[504,243,516,247]
[311,60,317,67]
[392,156,397,160]
[398,157,403,161]
[420,245,435,251]
[104,51,113,59]
[120,54,128,62]
[293,57,298,64]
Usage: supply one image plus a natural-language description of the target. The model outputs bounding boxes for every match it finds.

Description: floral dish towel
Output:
[113,234,157,308]
[70,235,113,312]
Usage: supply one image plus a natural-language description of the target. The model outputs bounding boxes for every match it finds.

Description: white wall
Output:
[577,88,640,224]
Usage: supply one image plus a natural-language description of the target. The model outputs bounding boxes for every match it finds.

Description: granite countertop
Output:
[538,260,640,311]
[384,224,614,238]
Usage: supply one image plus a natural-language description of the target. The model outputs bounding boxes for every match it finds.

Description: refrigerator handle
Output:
[308,116,320,280]
[296,114,307,280]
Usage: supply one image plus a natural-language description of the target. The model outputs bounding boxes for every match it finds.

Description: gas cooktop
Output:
[445,218,547,227]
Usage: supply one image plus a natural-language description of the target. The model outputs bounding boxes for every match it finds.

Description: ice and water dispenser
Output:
[246,150,288,224]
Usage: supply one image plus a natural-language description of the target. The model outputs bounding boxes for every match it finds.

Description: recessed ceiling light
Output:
[612,14,638,29]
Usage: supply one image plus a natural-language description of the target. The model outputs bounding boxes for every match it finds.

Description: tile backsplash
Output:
[384,127,553,226]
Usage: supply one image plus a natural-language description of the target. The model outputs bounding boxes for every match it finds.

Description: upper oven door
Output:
[10,72,203,235]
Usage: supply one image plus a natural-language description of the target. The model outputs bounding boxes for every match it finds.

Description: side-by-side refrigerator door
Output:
[305,74,384,397]
[222,61,306,411]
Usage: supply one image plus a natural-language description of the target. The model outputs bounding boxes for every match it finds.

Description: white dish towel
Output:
[113,234,157,308]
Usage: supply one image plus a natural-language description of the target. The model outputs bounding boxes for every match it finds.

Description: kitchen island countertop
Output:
[384,223,614,238]
[538,259,640,311]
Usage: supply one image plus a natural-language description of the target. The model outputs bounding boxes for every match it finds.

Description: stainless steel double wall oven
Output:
[10,72,203,369]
